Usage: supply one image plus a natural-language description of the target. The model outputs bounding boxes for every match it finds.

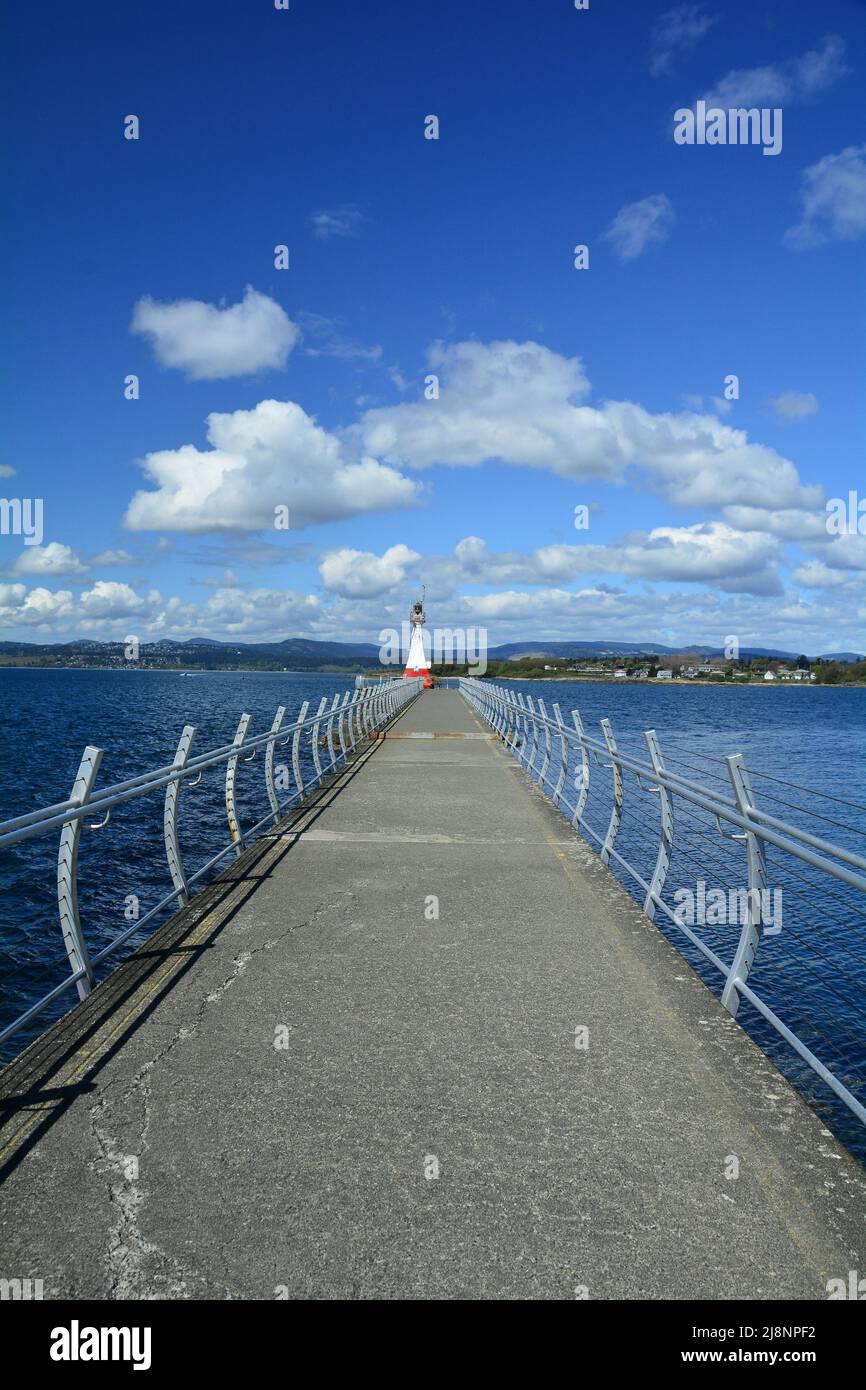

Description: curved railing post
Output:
[494,686,508,739]
[722,753,767,1018]
[643,729,673,920]
[337,690,351,759]
[58,745,103,999]
[265,706,287,822]
[226,713,251,855]
[325,692,341,771]
[526,696,542,777]
[165,725,196,903]
[291,700,310,798]
[310,696,328,786]
[599,717,622,865]
[570,710,590,826]
[347,691,361,751]
[516,694,530,766]
[536,697,552,789]
[552,703,568,807]
[508,690,521,747]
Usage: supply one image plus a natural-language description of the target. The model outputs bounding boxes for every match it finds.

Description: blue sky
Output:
[1,0,865,654]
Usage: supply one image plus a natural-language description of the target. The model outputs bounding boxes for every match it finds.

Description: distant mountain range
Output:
[0,636,862,667]
[487,641,865,662]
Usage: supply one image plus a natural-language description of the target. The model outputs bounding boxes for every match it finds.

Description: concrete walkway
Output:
[1,690,864,1299]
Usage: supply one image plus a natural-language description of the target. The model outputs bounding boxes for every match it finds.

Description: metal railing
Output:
[460,677,866,1133]
[0,677,422,1048]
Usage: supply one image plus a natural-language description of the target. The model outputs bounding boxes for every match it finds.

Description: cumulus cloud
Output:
[439,526,781,596]
[0,583,75,628]
[358,339,820,516]
[703,33,848,109]
[319,543,420,598]
[818,533,866,573]
[188,586,321,636]
[11,542,87,576]
[650,4,717,77]
[317,526,782,604]
[784,144,866,250]
[533,523,783,594]
[2,568,863,655]
[603,194,675,262]
[0,464,15,478]
[131,286,299,379]
[791,561,847,589]
[78,581,145,621]
[124,398,420,534]
[721,505,828,543]
[771,391,818,422]
[0,579,324,641]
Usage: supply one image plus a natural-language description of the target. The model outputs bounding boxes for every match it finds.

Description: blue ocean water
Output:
[0,669,357,1057]
[1,670,865,1159]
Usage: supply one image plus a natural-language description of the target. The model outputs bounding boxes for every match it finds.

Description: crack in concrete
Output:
[84,894,356,1297]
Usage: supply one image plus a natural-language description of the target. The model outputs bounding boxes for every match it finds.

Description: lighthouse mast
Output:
[403,587,433,688]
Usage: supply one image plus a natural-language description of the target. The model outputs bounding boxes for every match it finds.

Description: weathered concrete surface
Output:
[1,689,864,1300]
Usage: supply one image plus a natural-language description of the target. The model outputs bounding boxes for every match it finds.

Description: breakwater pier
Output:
[1,684,864,1299]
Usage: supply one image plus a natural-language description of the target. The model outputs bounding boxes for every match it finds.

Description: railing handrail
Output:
[463,681,866,886]
[458,676,866,1131]
[0,677,423,1050]
[0,695,389,848]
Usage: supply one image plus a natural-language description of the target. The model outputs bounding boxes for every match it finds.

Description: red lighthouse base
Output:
[405,667,434,688]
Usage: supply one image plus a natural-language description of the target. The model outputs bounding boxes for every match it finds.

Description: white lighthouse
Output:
[403,591,433,688]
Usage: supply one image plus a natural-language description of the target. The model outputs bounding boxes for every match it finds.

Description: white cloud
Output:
[819,534,866,573]
[0,579,324,642]
[124,398,420,534]
[1,568,862,656]
[78,581,145,621]
[0,583,75,628]
[784,144,866,250]
[359,339,820,516]
[533,523,783,595]
[0,464,15,478]
[190,586,321,636]
[90,548,136,566]
[310,206,365,240]
[791,561,847,589]
[603,194,675,262]
[650,5,717,77]
[721,505,828,542]
[771,391,819,421]
[11,542,87,576]
[319,544,420,598]
[316,526,782,606]
[131,286,299,379]
[434,526,781,596]
[703,33,848,109]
